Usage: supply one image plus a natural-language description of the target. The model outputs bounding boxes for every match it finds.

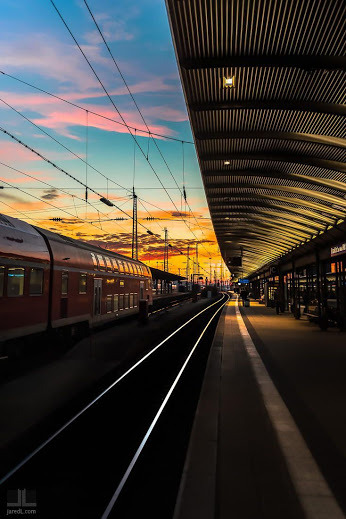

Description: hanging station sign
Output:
[331,242,346,257]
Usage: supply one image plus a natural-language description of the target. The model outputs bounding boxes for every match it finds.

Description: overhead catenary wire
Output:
[83,0,213,257]
[0,83,211,259]
[0,70,193,145]
[50,0,212,261]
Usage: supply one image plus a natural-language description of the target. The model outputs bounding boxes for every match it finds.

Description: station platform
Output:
[174,296,346,519]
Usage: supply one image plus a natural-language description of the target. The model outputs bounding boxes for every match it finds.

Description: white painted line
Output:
[101,294,230,519]
[235,297,345,519]
[0,293,226,486]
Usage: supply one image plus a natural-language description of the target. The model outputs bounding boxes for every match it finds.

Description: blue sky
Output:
[0,0,225,276]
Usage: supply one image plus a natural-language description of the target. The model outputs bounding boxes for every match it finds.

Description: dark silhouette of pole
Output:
[132,188,138,260]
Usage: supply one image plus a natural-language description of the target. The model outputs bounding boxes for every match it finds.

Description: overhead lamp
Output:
[100,197,114,207]
[223,76,236,88]
[224,160,230,165]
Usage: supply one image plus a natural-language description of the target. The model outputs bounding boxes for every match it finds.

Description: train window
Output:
[29,268,44,295]
[7,267,25,296]
[118,260,124,274]
[90,252,98,269]
[114,294,119,312]
[106,295,113,313]
[134,293,138,307]
[79,273,87,294]
[61,271,68,295]
[133,264,139,275]
[0,266,4,296]
[123,262,130,274]
[129,293,134,308]
[119,294,124,310]
[105,257,113,272]
[112,258,119,273]
[125,293,129,308]
[138,265,143,276]
[128,263,134,275]
[97,255,106,271]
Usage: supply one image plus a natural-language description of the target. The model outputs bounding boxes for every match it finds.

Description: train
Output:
[0,213,153,354]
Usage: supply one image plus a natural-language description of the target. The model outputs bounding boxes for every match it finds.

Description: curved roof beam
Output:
[209,193,345,216]
[207,183,346,208]
[222,235,289,252]
[201,154,346,173]
[208,201,338,224]
[191,100,346,116]
[214,216,317,237]
[204,172,346,193]
[212,210,324,233]
[219,229,298,247]
[195,132,346,149]
[181,55,346,71]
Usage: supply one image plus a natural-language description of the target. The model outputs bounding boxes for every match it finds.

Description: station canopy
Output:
[166,0,346,277]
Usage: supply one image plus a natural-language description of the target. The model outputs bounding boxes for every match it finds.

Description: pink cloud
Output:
[0,140,72,163]
[0,35,101,91]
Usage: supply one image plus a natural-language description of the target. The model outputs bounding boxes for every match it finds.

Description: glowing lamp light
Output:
[223,76,235,88]
[224,160,230,165]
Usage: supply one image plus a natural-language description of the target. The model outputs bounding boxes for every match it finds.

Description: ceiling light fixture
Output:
[223,76,236,88]
[224,160,230,165]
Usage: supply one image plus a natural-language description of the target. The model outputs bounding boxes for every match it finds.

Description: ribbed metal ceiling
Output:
[166,0,346,277]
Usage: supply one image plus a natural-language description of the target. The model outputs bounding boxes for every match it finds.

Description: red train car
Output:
[0,213,153,353]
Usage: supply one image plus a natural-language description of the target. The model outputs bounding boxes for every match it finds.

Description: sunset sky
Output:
[0,0,228,280]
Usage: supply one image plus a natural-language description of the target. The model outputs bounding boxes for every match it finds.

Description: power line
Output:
[0,86,211,253]
[83,0,213,257]
[0,70,193,145]
[50,0,211,261]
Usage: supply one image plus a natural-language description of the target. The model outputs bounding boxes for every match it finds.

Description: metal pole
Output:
[163,228,168,272]
[131,188,138,260]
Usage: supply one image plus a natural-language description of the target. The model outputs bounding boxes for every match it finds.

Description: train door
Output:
[93,278,102,315]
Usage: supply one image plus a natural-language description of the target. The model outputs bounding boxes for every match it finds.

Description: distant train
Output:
[0,213,153,353]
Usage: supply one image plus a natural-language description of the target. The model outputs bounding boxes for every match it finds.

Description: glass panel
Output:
[133,264,139,275]
[105,257,113,272]
[123,262,130,274]
[79,273,87,294]
[90,252,98,269]
[134,293,138,307]
[29,268,44,295]
[62,271,68,295]
[0,266,4,296]
[125,293,129,308]
[130,293,134,308]
[128,263,134,274]
[106,295,113,313]
[112,258,119,273]
[97,255,106,271]
[119,294,124,310]
[8,267,25,296]
[114,294,119,312]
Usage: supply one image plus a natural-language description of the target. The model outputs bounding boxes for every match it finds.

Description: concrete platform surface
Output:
[174,297,345,519]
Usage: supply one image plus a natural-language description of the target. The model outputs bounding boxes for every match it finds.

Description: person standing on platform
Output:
[274,286,284,314]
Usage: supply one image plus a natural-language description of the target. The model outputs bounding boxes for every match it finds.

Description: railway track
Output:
[0,293,229,518]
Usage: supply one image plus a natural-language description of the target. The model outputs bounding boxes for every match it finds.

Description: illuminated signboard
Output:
[238,278,249,284]
[331,242,346,257]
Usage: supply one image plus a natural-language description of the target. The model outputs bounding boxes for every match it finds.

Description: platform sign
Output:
[238,278,249,284]
[331,242,346,257]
